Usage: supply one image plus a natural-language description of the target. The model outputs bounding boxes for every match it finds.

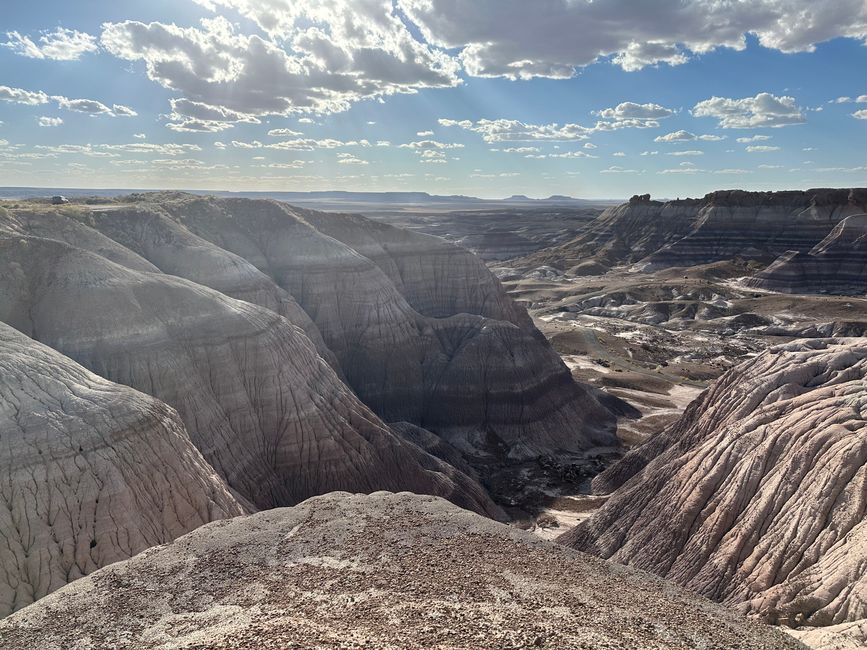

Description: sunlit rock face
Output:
[0,492,803,650]
[746,213,867,295]
[562,339,867,637]
[512,189,867,272]
[0,233,501,519]
[0,322,246,618]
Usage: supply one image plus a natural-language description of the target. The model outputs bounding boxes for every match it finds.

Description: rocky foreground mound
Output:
[746,213,867,295]
[562,339,867,645]
[514,189,867,273]
[0,492,802,650]
[0,323,246,617]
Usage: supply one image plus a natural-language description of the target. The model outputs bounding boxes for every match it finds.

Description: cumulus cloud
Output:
[439,118,592,142]
[594,101,674,121]
[37,116,63,127]
[654,130,724,142]
[853,109,867,120]
[4,27,98,60]
[336,153,369,165]
[666,150,704,156]
[101,8,460,120]
[0,85,50,105]
[612,41,688,72]
[399,0,867,78]
[398,139,464,150]
[267,128,303,137]
[692,92,806,128]
[1,85,135,117]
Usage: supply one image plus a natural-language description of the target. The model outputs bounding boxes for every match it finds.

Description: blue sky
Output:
[1,0,866,199]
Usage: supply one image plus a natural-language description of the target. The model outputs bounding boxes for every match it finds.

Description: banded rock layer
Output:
[0,323,245,617]
[562,339,867,643]
[0,196,614,462]
[746,214,867,295]
[0,492,802,650]
[0,234,499,517]
[513,189,867,272]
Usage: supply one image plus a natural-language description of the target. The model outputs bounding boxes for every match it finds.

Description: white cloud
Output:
[492,146,539,154]
[267,128,303,137]
[54,96,113,115]
[583,142,597,149]
[4,28,97,61]
[693,92,806,128]
[549,150,597,159]
[655,130,725,142]
[101,10,460,119]
[398,139,464,150]
[336,152,368,165]
[746,145,782,152]
[758,164,783,169]
[612,41,688,72]
[0,85,49,105]
[37,116,62,127]
[439,118,591,142]
[232,137,372,151]
[133,133,147,139]
[600,165,639,174]
[594,102,675,121]
[416,130,434,137]
[667,150,703,156]
[714,168,751,174]
[853,109,867,120]
[735,134,772,143]
[400,0,867,78]
[112,104,137,117]
[612,151,626,157]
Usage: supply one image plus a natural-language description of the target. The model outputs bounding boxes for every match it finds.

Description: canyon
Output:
[1,187,866,649]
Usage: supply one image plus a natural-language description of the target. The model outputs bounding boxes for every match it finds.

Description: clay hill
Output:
[747,213,867,295]
[0,322,246,617]
[562,339,867,646]
[0,492,802,650]
[0,193,618,613]
[512,189,867,274]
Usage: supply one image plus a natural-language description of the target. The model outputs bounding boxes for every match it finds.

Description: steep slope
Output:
[0,492,802,650]
[136,195,617,456]
[746,214,867,295]
[513,189,867,272]
[562,339,867,636]
[0,234,500,518]
[0,323,245,618]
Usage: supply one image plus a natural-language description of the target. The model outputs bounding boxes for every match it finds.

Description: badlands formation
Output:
[0,192,617,617]
[0,492,801,649]
[2,187,866,648]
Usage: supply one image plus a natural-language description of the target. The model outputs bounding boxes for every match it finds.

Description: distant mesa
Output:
[512,188,867,274]
[746,213,867,295]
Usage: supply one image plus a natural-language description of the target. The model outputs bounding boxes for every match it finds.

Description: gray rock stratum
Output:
[513,189,867,272]
[0,322,245,618]
[0,234,499,518]
[746,213,867,295]
[562,339,867,645]
[0,492,803,650]
[0,196,615,464]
